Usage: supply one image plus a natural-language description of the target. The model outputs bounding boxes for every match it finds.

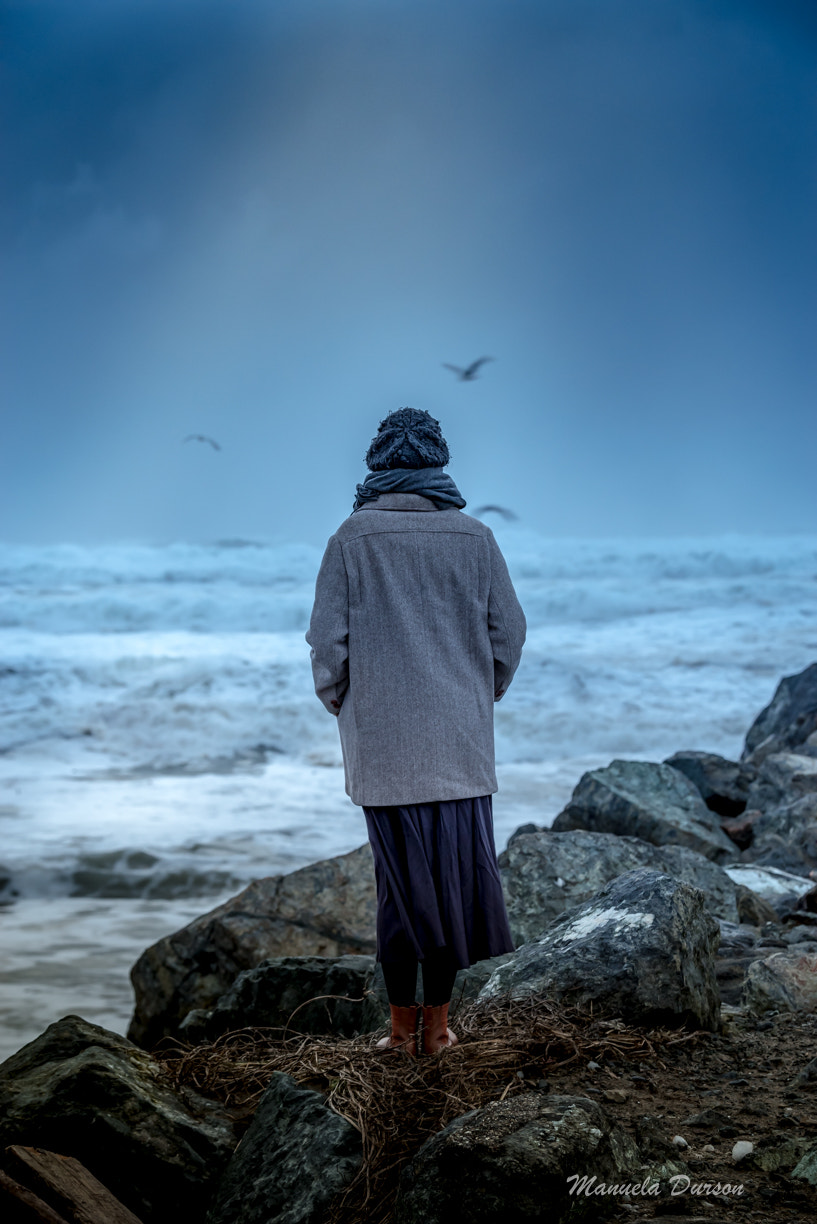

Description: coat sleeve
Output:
[486,530,526,701]
[305,535,350,715]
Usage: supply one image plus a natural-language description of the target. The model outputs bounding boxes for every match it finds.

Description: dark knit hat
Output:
[365,407,450,471]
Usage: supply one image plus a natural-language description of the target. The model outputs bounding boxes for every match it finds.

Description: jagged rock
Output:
[744,753,817,814]
[505,821,543,842]
[551,760,736,861]
[394,1092,641,1224]
[742,662,817,765]
[180,954,386,1042]
[791,1146,817,1184]
[740,794,817,877]
[783,927,817,945]
[791,905,817,929]
[631,1114,690,1185]
[715,922,768,1007]
[681,1107,735,1131]
[0,1016,236,1224]
[719,809,764,851]
[129,844,377,1048]
[634,1113,676,1157]
[742,949,817,1014]
[205,1072,362,1224]
[724,864,815,911]
[664,751,754,818]
[750,1133,815,1174]
[792,1056,817,1088]
[499,829,747,945]
[450,955,516,1001]
[733,883,779,926]
[480,868,720,1031]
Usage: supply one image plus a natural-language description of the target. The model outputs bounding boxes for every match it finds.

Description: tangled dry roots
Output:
[158,994,702,1224]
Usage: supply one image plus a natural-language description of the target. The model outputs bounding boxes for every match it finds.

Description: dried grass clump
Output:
[158,995,702,1224]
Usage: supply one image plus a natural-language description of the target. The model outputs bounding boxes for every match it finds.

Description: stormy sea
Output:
[1,529,816,1059]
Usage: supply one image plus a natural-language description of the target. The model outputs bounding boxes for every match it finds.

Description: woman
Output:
[306,408,525,1055]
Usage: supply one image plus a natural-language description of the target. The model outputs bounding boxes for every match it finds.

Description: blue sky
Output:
[2,0,815,544]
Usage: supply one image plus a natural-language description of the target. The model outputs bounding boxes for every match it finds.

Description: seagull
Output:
[473,504,518,522]
[442,357,494,381]
[183,434,222,451]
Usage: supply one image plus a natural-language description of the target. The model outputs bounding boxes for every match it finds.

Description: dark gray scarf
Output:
[353,466,466,512]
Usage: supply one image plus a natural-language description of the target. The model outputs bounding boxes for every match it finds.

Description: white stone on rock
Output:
[556,906,655,944]
[723,864,814,905]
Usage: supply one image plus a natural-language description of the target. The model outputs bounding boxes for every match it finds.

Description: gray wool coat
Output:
[306,492,526,807]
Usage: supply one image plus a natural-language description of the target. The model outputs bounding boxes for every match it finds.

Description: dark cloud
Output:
[2,0,815,542]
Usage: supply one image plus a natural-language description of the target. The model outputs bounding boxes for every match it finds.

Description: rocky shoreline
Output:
[1,663,816,1223]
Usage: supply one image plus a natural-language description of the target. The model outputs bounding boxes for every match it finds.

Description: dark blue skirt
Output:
[364,794,515,969]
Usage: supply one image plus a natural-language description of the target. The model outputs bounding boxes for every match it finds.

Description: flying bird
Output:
[442,357,494,381]
[473,505,519,522]
[183,434,222,451]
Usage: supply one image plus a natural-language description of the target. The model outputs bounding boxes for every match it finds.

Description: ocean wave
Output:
[0,533,815,900]
[0,533,815,633]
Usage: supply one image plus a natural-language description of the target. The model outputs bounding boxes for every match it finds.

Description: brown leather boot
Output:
[421,1002,458,1055]
[375,1004,418,1057]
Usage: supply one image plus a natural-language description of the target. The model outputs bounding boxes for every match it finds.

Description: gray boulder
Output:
[715,921,769,1006]
[783,926,817,945]
[551,760,736,861]
[744,752,817,814]
[394,1092,641,1224]
[742,948,817,1015]
[791,1146,817,1185]
[719,748,817,876]
[206,1072,362,1224]
[129,844,377,1048]
[450,955,517,1001]
[732,882,780,926]
[500,828,745,945]
[480,868,721,1031]
[0,1016,236,1224]
[750,1134,816,1174]
[742,662,817,764]
[793,1056,817,1089]
[180,954,387,1042]
[739,793,817,878]
[664,750,754,818]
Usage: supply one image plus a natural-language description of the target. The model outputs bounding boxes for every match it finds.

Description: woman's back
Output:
[307,490,525,806]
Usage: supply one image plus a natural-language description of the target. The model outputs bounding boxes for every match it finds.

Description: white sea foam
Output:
[1,530,816,899]
[0,531,815,1058]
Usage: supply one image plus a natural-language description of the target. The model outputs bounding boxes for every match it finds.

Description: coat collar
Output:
[362,492,442,512]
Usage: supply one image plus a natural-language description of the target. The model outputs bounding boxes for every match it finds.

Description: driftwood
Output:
[0,1167,70,1224]
[3,1147,144,1224]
